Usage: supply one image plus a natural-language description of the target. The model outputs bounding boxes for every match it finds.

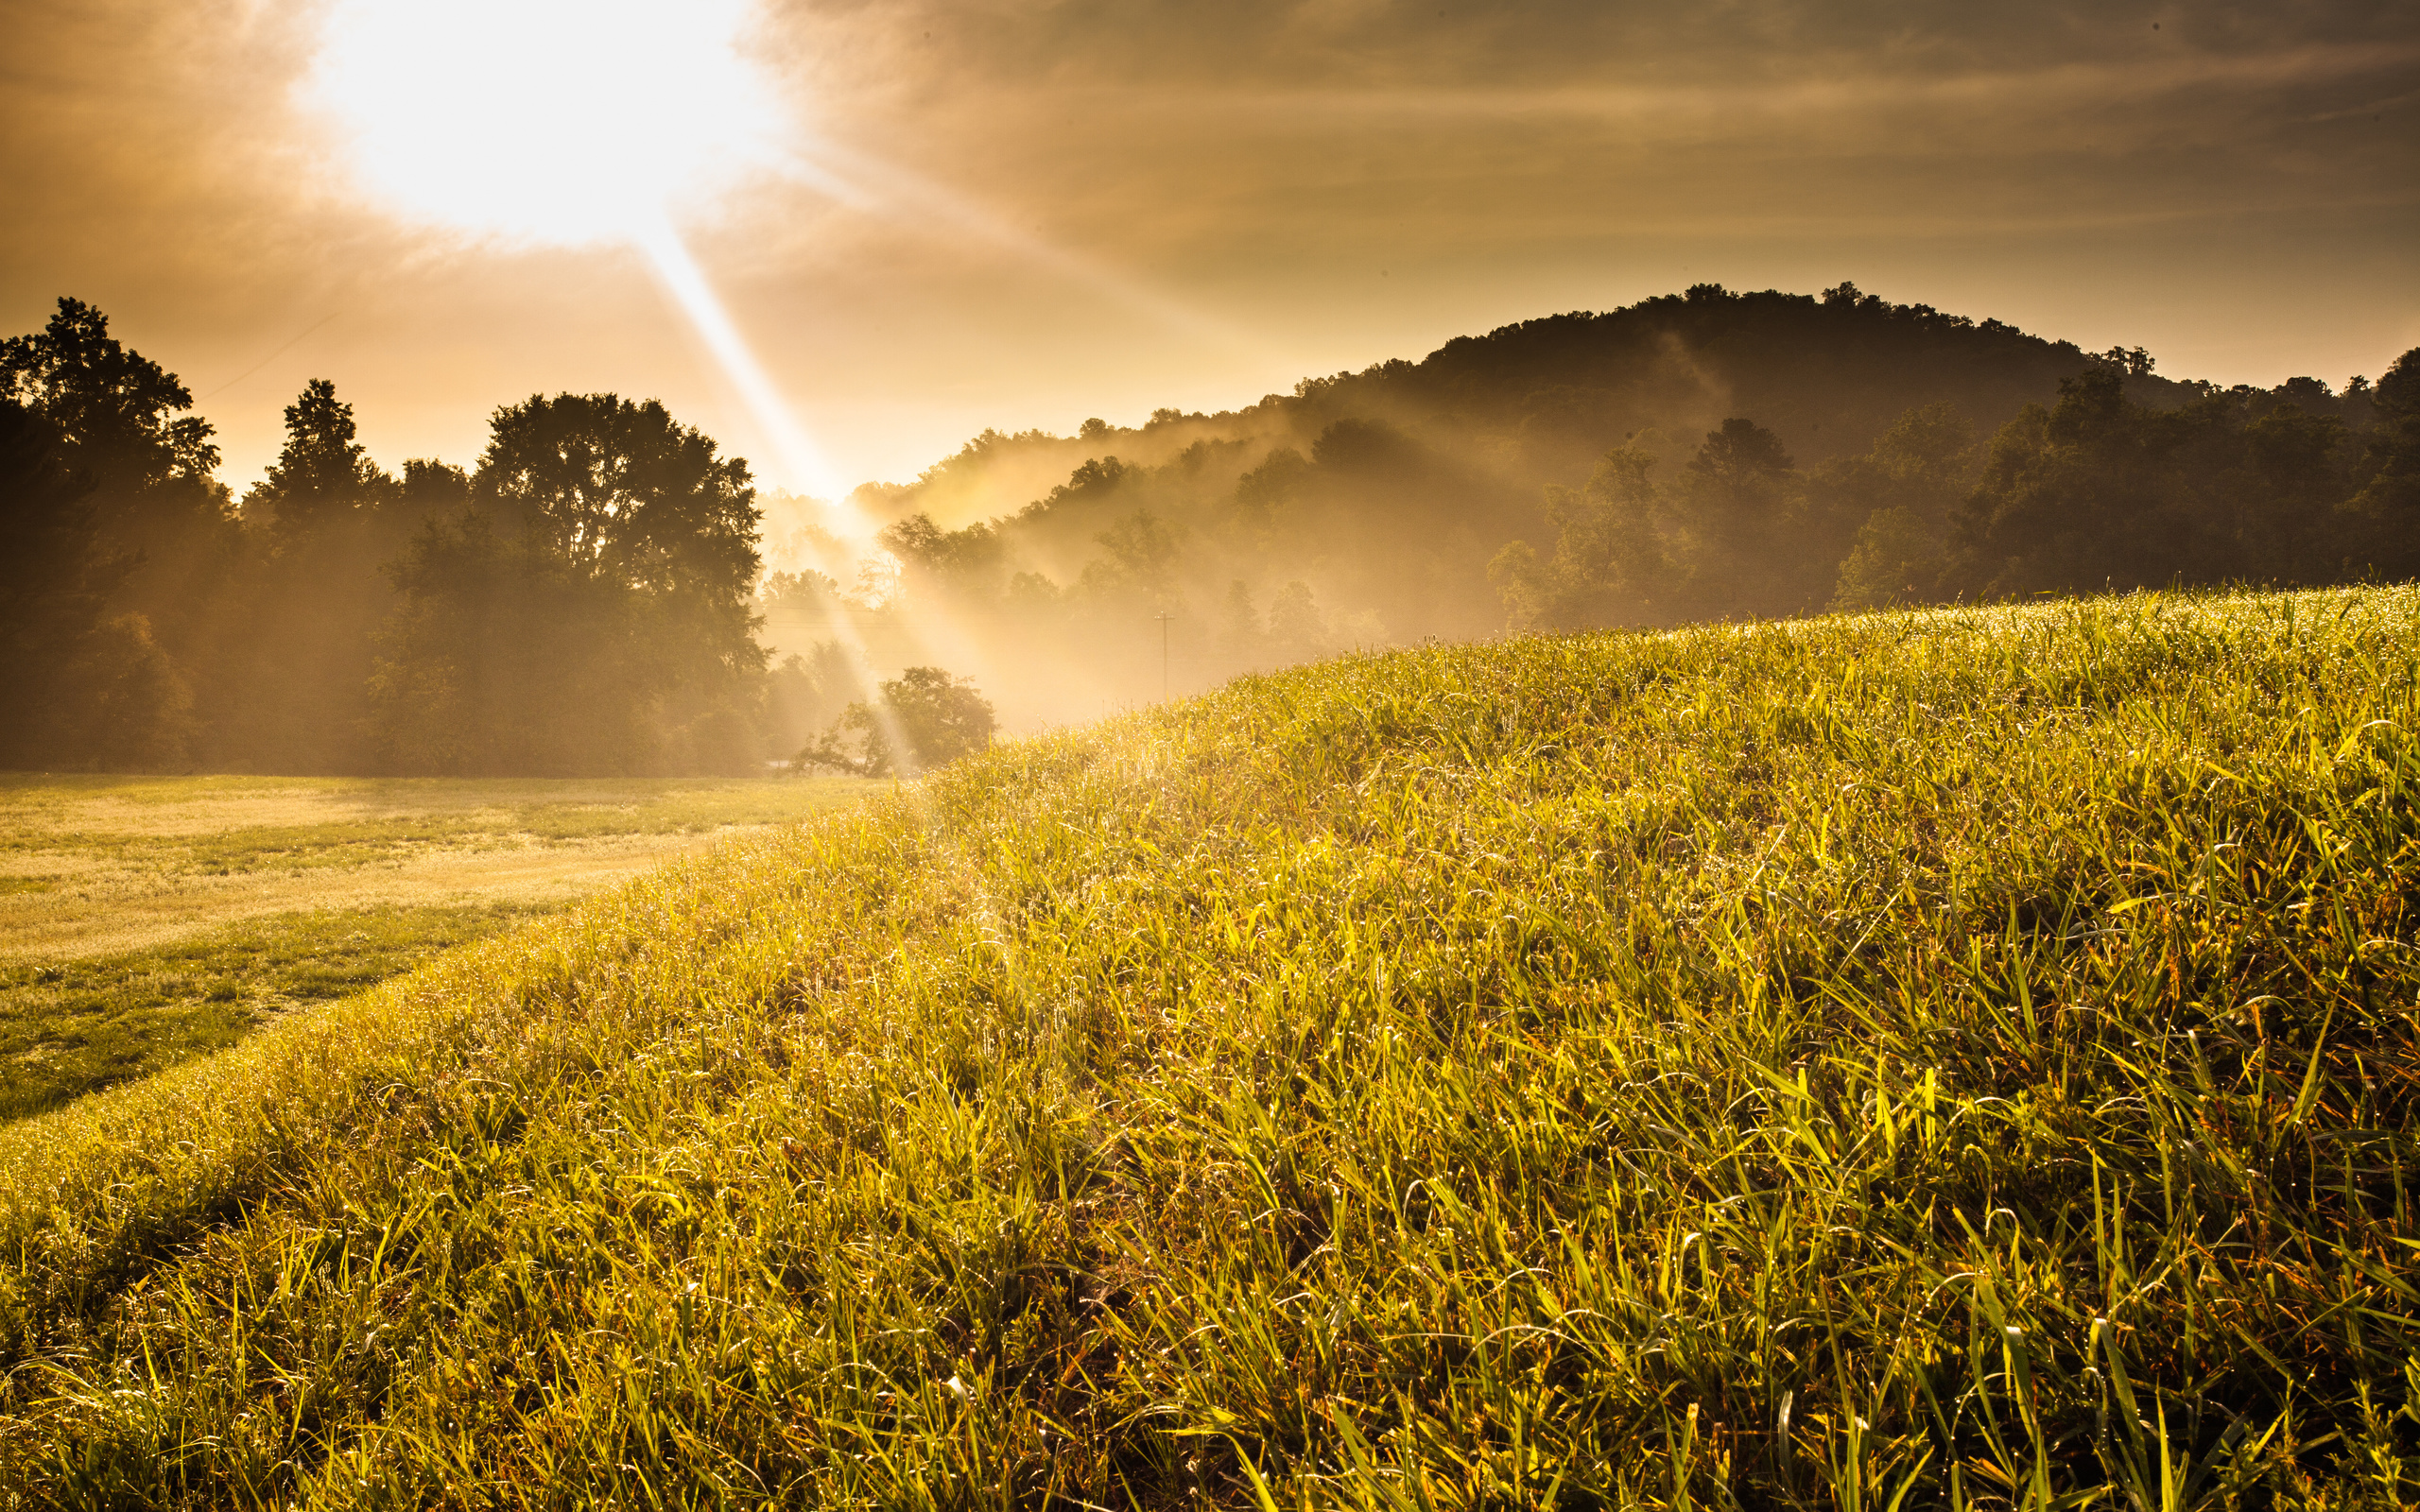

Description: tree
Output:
[1488,419,1833,629]
[0,397,194,768]
[0,300,234,752]
[1664,420,1824,615]
[1267,580,1331,662]
[1824,404,1977,610]
[1488,443,1664,629]
[798,666,995,777]
[1832,507,1946,611]
[1219,580,1263,662]
[0,298,219,495]
[1940,367,2347,596]
[876,512,1007,607]
[205,380,424,770]
[476,393,760,610]
[369,394,768,774]
[242,379,392,541]
[766,640,865,755]
[1079,509,1184,604]
[2345,347,2420,576]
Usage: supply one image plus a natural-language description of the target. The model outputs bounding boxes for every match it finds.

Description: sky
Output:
[3,0,2415,500]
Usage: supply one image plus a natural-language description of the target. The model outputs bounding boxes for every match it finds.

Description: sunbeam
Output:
[631,217,841,501]
[308,0,1291,507]
[776,142,1282,369]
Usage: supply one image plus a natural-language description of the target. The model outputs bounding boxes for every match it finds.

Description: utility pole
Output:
[1156,610,1174,701]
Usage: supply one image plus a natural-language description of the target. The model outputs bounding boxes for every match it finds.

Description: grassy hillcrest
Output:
[1,588,2416,1505]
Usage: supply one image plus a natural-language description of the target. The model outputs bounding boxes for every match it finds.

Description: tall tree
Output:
[0,299,233,606]
[242,379,392,541]
[0,301,241,765]
[206,380,415,770]
[370,394,767,774]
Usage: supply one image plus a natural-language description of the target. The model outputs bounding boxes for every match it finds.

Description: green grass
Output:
[0,588,2415,1507]
[0,904,551,1123]
[0,775,889,876]
[0,775,883,1120]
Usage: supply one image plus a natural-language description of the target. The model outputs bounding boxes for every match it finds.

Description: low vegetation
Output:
[0,775,879,1120]
[0,903,547,1124]
[1,588,2416,1506]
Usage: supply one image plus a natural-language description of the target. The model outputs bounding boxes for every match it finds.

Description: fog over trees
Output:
[3,285,2414,775]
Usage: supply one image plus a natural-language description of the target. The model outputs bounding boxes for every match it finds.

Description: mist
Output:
[6,283,2414,776]
[740,281,2415,743]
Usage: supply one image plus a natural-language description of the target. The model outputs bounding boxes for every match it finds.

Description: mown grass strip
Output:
[0,589,2413,1507]
[0,902,557,1122]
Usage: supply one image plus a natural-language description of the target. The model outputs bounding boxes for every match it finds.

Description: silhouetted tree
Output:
[0,299,221,498]
[0,398,194,768]
[243,379,392,541]
[203,380,418,769]
[2345,348,2420,577]
[1,301,237,753]
[369,394,766,774]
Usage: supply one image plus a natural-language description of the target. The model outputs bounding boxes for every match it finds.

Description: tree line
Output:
[1491,337,2420,631]
[8,286,2415,771]
[778,283,2413,727]
[0,299,835,775]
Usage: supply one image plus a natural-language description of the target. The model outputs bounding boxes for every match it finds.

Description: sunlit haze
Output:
[308,0,784,247]
[4,1,2413,502]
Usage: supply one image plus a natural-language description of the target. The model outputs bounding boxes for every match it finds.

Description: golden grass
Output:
[0,776,884,961]
[4,833,729,962]
[0,592,2414,1507]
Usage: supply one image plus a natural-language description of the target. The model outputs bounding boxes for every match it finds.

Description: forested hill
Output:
[795,281,2408,730]
[1359,284,2204,470]
[838,281,2322,536]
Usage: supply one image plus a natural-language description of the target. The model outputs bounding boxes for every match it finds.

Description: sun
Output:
[308,0,785,247]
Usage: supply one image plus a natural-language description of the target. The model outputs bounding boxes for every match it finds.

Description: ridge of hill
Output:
[3,586,2415,1504]
[831,282,2361,535]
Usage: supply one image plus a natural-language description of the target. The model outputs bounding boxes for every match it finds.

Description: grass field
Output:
[1,589,2416,1507]
[0,776,881,1122]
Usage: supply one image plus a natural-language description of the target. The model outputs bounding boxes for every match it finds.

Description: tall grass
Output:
[0,589,2414,1507]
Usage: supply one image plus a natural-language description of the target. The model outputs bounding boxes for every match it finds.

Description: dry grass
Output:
[2,833,736,962]
[0,775,885,961]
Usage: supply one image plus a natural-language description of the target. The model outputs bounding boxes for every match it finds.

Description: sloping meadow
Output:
[1,590,2414,1507]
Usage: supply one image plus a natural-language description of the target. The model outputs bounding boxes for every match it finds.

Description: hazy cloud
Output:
[3,0,2412,492]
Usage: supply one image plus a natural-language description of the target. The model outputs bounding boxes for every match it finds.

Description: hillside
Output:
[3,587,2415,1505]
[764,285,2411,730]
[832,283,2247,535]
